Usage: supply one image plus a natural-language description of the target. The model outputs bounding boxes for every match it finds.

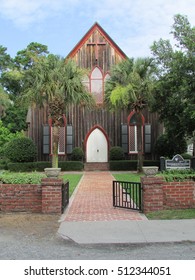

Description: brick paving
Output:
[63,172,146,222]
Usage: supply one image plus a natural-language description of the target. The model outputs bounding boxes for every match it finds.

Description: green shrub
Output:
[4,137,37,162]
[0,120,23,156]
[59,161,84,171]
[71,147,84,161]
[143,160,160,167]
[7,162,37,172]
[34,161,52,171]
[7,161,83,172]
[0,164,6,170]
[109,146,125,160]
[0,172,46,184]
[160,169,195,182]
[0,157,10,170]
[110,160,137,171]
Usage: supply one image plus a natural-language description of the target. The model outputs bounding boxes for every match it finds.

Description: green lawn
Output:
[61,174,83,197]
[112,172,143,182]
[112,173,143,207]
[146,209,195,220]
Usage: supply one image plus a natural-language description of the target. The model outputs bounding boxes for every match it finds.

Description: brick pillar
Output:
[41,178,62,214]
[141,176,164,213]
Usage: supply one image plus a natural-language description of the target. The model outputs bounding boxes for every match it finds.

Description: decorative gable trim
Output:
[67,22,127,59]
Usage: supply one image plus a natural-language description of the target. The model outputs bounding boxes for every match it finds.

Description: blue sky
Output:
[0,0,194,58]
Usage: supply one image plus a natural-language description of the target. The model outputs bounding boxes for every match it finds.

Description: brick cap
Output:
[41,178,63,186]
[141,176,165,184]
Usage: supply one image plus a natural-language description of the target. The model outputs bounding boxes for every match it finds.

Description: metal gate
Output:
[113,181,142,211]
[62,180,69,213]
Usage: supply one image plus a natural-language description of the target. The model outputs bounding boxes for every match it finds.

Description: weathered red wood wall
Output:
[27,104,162,161]
[27,23,163,161]
[70,28,125,72]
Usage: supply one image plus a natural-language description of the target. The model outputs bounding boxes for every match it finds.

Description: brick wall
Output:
[41,178,62,214]
[0,178,63,214]
[163,181,195,209]
[141,176,195,213]
[0,184,42,212]
[141,177,164,213]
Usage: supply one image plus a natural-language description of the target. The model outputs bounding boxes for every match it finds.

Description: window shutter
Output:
[121,124,128,153]
[66,125,73,154]
[43,125,50,154]
[144,124,151,153]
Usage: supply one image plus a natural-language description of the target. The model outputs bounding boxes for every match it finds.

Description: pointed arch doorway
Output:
[85,126,109,163]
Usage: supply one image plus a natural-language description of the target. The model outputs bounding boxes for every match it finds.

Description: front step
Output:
[84,162,109,171]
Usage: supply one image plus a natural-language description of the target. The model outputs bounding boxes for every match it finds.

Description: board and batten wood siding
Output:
[70,29,124,73]
[27,104,162,161]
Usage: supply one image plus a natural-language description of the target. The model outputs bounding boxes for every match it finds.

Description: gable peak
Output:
[67,22,126,59]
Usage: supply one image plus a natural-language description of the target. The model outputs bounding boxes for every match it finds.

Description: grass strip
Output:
[146,209,195,220]
[61,174,83,197]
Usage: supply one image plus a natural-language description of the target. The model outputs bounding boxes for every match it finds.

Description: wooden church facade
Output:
[26,23,163,164]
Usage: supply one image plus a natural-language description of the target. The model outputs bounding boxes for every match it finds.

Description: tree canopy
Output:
[0,45,12,73]
[151,14,195,154]
[0,42,49,133]
[20,54,94,167]
[105,57,156,171]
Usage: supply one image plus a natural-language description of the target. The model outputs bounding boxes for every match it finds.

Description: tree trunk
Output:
[135,111,143,173]
[52,125,59,168]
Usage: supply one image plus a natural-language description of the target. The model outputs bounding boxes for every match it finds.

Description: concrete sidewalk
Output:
[58,171,195,244]
[58,219,195,244]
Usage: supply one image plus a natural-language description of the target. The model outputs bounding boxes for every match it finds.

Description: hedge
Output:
[6,160,160,172]
[59,161,84,171]
[7,162,38,172]
[7,161,84,172]
[109,160,160,171]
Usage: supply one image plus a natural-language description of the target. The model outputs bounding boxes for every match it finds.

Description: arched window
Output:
[90,66,103,103]
[104,72,110,93]
[128,112,144,154]
[104,73,110,82]
[82,75,90,92]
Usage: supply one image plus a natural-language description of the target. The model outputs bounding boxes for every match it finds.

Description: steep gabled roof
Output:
[67,22,127,59]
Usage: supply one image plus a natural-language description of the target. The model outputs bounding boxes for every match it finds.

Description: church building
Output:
[26,23,162,169]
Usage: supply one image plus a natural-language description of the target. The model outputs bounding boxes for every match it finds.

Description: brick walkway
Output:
[63,172,146,222]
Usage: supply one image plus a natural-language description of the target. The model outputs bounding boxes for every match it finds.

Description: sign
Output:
[165,154,191,170]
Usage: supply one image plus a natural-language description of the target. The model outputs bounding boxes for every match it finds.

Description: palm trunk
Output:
[135,111,143,173]
[52,125,59,168]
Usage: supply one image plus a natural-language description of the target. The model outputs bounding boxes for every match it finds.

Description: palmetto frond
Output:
[20,54,94,168]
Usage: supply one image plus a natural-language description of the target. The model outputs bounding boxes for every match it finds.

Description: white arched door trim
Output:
[86,127,108,162]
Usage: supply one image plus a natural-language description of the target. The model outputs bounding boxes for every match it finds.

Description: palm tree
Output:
[21,54,94,168]
[105,57,156,172]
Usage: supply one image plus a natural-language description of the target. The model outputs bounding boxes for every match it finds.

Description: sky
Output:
[0,0,195,59]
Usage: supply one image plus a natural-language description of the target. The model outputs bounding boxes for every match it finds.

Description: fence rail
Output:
[62,180,69,213]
